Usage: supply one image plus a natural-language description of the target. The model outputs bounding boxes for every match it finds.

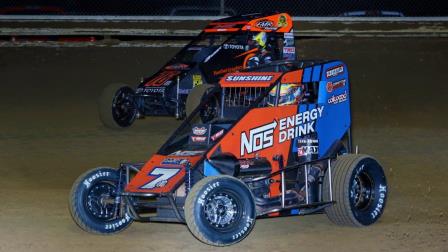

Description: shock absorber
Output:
[185,162,192,195]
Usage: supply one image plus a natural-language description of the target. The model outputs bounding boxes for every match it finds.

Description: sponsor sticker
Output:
[255,19,275,30]
[328,91,348,104]
[239,159,255,169]
[277,14,288,28]
[145,70,180,87]
[211,129,224,141]
[192,126,207,135]
[241,120,277,156]
[212,23,236,29]
[326,65,344,79]
[223,44,245,50]
[165,63,189,70]
[240,107,325,156]
[278,107,324,143]
[161,158,189,166]
[326,79,346,93]
[284,32,294,39]
[191,136,207,143]
[226,75,274,82]
[297,146,318,157]
[296,139,319,157]
[137,87,165,94]
[193,74,202,87]
[213,65,244,76]
[283,47,295,54]
[170,150,204,156]
[140,167,181,189]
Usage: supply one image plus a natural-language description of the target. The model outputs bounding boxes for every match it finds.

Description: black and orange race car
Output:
[98,12,297,128]
[70,60,388,246]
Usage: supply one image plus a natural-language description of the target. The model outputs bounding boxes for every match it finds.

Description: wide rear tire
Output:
[323,154,388,226]
[185,176,256,246]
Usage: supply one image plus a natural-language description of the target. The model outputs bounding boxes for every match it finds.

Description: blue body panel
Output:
[204,160,220,176]
[315,61,351,157]
[294,61,351,158]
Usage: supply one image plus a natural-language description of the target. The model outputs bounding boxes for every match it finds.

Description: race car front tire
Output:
[323,154,388,226]
[69,167,133,234]
[185,175,256,246]
[98,83,137,129]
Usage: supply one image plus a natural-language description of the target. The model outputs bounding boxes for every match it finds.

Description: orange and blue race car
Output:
[70,60,388,246]
[98,12,297,128]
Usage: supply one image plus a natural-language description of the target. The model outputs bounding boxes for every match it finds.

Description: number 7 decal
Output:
[140,167,181,189]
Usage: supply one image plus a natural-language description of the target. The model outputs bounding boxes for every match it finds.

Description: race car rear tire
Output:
[185,84,210,116]
[98,83,137,129]
[323,154,388,226]
[185,176,256,246]
[69,167,133,234]
[186,84,220,122]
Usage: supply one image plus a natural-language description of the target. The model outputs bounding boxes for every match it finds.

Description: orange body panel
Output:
[242,13,293,33]
[281,70,303,84]
[125,154,202,193]
[207,106,299,197]
[204,13,293,33]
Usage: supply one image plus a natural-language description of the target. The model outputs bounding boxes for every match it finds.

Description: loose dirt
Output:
[0,38,447,251]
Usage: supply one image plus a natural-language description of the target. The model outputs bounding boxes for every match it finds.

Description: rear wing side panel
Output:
[312,61,351,157]
[220,72,283,87]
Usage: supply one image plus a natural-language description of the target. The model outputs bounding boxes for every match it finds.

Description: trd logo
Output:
[240,120,277,156]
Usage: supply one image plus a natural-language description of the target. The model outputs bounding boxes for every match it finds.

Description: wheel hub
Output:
[86,183,117,220]
[112,88,137,126]
[204,193,238,228]
[351,172,374,210]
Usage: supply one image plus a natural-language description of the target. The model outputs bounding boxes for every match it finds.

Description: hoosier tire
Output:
[185,176,256,246]
[69,167,133,234]
[323,154,388,227]
[98,83,137,129]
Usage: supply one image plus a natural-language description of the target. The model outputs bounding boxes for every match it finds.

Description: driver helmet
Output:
[253,32,267,49]
[267,83,302,106]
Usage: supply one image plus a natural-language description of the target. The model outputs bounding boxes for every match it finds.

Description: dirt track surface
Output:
[1,38,447,251]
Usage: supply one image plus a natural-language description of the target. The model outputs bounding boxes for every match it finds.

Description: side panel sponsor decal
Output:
[240,107,324,156]
[328,91,348,104]
[145,70,180,87]
[326,79,346,93]
[226,75,274,82]
[192,74,203,87]
[140,167,181,189]
[192,126,207,135]
[325,65,344,79]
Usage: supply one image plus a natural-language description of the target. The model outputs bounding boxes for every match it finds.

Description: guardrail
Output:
[1,15,447,41]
